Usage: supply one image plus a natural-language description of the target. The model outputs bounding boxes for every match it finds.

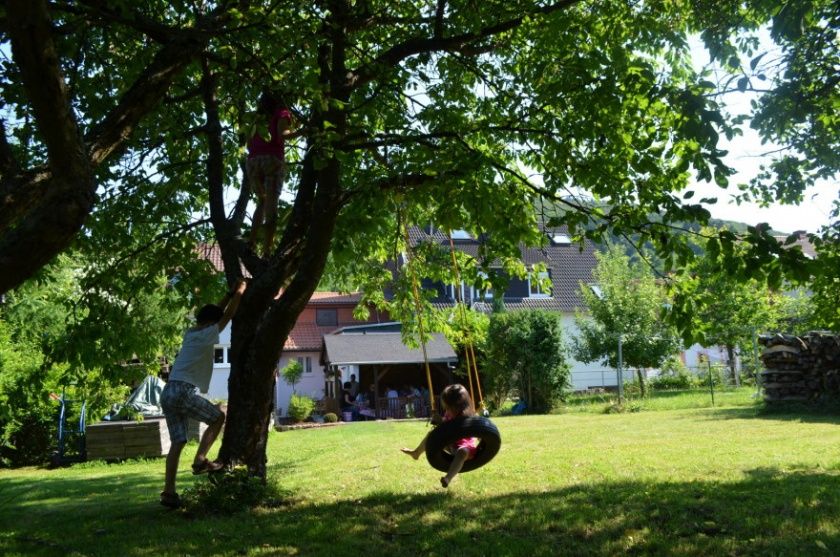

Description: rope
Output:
[447,232,486,413]
[402,219,437,415]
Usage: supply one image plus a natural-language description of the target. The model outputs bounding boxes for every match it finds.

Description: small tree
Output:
[574,245,680,396]
[280,360,303,395]
[484,310,570,413]
[671,229,784,385]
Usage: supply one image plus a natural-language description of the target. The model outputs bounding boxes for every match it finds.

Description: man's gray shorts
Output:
[161,380,223,444]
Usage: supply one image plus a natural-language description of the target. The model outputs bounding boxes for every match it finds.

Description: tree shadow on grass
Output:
[702,402,840,425]
[2,467,839,557]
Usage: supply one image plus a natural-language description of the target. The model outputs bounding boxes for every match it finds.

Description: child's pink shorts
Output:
[453,437,480,460]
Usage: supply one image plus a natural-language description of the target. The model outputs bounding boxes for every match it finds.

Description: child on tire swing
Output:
[401,384,479,488]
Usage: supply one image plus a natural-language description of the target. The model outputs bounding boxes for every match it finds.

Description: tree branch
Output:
[85,37,206,166]
[347,0,582,88]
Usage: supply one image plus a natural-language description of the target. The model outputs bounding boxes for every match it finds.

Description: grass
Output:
[1,391,839,556]
[562,386,761,413]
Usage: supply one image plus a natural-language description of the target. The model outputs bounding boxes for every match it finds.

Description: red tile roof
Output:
[196,243,250,276]
[285,323,338,351]
[308,292,363,304]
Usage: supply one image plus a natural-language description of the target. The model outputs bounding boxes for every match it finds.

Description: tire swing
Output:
[401,219,501,474]
[425,415,501,473]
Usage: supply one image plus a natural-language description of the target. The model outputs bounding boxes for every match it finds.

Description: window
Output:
[316,308,338,326]
[214,346,229,365]
[446,282,467,302]
[297,356,313,374]
[450,229,472,240]
[476,271,493,300]
[528,271,551,298]
[549,233,571,246]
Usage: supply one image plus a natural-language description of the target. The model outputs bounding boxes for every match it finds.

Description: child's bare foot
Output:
[440,476,450,488]
[401,448,420,460]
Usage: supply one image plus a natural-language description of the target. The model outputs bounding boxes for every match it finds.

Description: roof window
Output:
[549,233,571,246]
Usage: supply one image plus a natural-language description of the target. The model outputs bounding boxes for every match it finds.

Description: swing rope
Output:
[401,217,437,416]
[446,231,486,414]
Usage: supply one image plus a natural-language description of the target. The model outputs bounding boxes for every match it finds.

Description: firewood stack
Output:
[758,332,840,402]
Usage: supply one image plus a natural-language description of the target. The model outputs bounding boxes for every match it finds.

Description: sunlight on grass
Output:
[1,391,839,556]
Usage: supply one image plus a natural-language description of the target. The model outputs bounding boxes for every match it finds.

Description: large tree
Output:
[1,1,828,477]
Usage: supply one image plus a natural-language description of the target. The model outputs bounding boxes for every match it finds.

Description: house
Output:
[207,291,396,416]
[321,322,458,418]
[403,226,612,391]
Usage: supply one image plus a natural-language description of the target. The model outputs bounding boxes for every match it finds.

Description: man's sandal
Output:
[160,491,181,509]
[191,459,224,475]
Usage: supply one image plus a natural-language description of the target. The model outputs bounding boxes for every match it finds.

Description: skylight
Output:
[550,233,571,245]
[451,229,472,240]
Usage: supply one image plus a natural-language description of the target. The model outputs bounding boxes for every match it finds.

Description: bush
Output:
[287,395,315,422]
[0,322,55,467]
[651,374,697,390]
[697,363,726,387]
[483,310,570,414]
[649,356,697,390]
[323,412,338,423]
[181,467,286,515]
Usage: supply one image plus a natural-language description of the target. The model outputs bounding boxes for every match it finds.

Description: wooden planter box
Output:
[188,419,208,441]
[86,417,171,461]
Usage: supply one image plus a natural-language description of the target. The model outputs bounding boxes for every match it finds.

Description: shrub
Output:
[287,395,315,422]
[651,374,697,390]
[483,310,570,414]
[323,412,338,423]
[0,323,55,467]
[697,363,726,387]
[181,467,287,515]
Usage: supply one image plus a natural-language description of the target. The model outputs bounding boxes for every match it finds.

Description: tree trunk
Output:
[636,368,647,397]
[217,153,344,478]
[215,1,350,479]
[726,344,740,387]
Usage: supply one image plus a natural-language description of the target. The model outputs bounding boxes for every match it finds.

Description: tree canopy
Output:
[1,0,836,473]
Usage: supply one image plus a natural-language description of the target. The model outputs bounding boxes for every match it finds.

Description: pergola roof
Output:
[323,332,457,366]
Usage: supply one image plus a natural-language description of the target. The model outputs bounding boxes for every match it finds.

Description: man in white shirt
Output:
[159,279,247,509]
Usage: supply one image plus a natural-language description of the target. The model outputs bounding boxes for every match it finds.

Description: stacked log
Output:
[758,332,840,402]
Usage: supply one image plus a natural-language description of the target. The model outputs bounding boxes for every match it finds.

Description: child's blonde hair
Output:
[441,384,475,417]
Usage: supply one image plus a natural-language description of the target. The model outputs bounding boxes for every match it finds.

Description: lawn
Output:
[1,393,839,556]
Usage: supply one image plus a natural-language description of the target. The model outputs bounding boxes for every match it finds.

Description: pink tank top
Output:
[247,108,291,159]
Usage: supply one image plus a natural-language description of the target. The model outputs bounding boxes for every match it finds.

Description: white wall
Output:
[275,352,328,417]
[682,343,740,372]
[561,314,627,390]
[208,314,647,402]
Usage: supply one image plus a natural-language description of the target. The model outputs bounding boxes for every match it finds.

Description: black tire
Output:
[425,416,501,473]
